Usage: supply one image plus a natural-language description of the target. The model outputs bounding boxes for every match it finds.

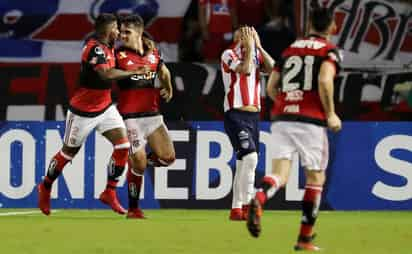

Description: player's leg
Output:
[127,146,147,219]
[223,110,245,220]
[293,123,328,251]
[37,110,90,215]
[294,170,324,251]
[146,118,175,167]
[247,121,295,236]
[97,106,130,214]
[239,112,260,219]
[123,117,150,219]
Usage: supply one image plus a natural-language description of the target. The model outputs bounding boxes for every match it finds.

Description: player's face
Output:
[120,24,142,47]
[106,21,119,44]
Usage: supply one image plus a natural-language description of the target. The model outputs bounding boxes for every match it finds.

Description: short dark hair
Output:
[118,14,144,28]
[95,13,117,33]
[310,7,334,33]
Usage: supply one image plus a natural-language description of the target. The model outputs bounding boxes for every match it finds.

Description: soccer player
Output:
[221,26,274,220]
[37,13,148,216]
[246,7,342,251]
[115,14,175,219]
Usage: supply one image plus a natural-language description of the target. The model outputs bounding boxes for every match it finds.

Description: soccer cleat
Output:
[294,242,321,251]
[37,183,51,216]
[99,189,127,215]
[126,208,146,219]
[246,198,262,237]
[294,234,321,251]
[242,204,249,220]
[229,208,244,221]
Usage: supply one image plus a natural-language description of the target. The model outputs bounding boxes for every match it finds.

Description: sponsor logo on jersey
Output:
[127,60,134,65]
[94,46,104,55]
[148,53,156,64]
[283,104,300,113]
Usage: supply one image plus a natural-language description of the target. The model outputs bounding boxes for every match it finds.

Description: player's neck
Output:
[308,30,330,41]
[95,34,112,47]
[133,39,144,55]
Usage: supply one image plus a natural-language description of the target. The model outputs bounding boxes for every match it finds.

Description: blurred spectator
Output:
[235,0,269,28]
[257,0,296,60]
[198,0,238,63]
[179,0,203,62]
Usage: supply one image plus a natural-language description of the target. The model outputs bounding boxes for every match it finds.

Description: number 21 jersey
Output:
[272,34,342,126]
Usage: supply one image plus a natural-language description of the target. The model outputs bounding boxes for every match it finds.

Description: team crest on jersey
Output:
[148,53,156,64]
[118,51,127,59]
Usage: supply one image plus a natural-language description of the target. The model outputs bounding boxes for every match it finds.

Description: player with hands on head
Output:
[221,25,274,221]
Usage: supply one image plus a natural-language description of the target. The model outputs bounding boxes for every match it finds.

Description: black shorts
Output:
[223,109,260,159]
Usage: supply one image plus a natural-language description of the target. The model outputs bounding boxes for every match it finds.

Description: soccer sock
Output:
[106,139,129,189]
[240,152,257,205]
[255,174,281,205]
[43,151,72,189]
[127,167,143,209]
[231,160,243,209]
[299,185,323,238]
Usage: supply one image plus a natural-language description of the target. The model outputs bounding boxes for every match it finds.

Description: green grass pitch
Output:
[1,209,411,254]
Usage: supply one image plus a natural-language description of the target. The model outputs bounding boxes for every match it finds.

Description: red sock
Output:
[127,168,143,209]
[106,138,129,187]
[44,151,72,189]
[255,175,280,205]
[299,185,322,237]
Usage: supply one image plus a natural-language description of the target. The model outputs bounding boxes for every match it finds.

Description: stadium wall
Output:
[0,121,411,210]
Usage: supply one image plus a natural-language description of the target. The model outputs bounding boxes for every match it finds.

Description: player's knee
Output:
[159,151,175,166]
[130,152,147,171]
[148,152,175,167]
[305,171,325,186]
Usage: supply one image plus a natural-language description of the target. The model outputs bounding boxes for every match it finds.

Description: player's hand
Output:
[241,26,254,49]
[251,27,262,49]
[327,113,342,132]
[160,87,172,102]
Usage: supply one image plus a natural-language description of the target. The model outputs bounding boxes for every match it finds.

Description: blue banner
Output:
[0,121,411,210]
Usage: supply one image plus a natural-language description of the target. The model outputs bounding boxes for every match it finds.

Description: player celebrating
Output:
[115,14,175,219]
[221,26,274,220]
[246,7,342,251]
[37,13,147,216]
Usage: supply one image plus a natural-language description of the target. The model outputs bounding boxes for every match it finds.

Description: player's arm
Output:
[252,27,274,73]
[234,27,254,74]
[158,63,173,102]
[266,69,280,101]
[318,61,342,132]
[97,67,148,81]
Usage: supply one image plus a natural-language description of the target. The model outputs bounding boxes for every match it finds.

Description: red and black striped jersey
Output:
[115,46,163,118]
[69,38,115,116]
[271,34,342,126]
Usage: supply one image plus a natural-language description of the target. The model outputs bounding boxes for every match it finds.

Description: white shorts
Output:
[270,121,329,170]
[63,105,126,147]
[125,115,167,153]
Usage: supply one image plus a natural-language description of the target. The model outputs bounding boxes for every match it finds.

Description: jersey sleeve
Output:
[85,45,109,70]
[325,48,342,74]
[221,49,241,71]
